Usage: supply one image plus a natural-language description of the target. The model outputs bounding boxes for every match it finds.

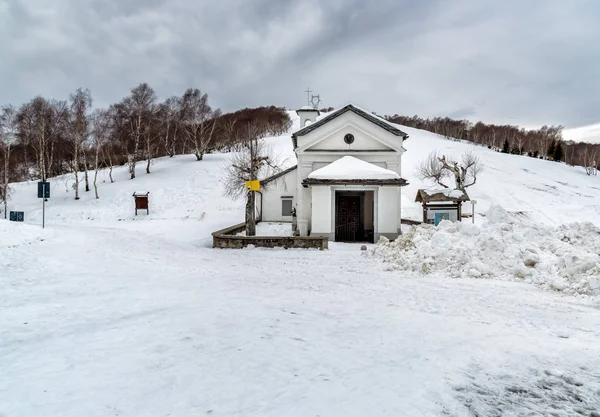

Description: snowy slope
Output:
[6,110,600,228]
[2,109,600,416]
[398,124,600,225]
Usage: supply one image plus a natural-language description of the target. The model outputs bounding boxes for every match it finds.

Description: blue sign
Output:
[434,212,450,226]
[38,182,50,199]
[9,211,24,222]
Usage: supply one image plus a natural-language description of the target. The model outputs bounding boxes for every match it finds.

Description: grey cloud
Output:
[1,0,599,129]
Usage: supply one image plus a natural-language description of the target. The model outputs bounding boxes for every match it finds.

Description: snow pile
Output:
[368,205,600,296]
[308,156,400,180]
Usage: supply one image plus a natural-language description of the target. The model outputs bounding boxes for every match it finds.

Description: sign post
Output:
[471,199,477,224]
[38,181,50,228]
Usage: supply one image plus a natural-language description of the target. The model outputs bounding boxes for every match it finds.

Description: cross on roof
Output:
[305,87,312,106]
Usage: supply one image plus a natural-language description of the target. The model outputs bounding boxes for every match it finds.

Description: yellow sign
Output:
[245,180,260,191]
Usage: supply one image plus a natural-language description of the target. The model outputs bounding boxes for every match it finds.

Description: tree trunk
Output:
[2,145,9,219]
[146,133,152,174]
[170,126,177,157]
[48,140,55,178]
[83,149,90,192]
[74,142,80,200]
[106,150,114,183]
[94,148,99,199]
[131,114,141,179]
[245,191,256,236]
[194,139,202,161]
[146,136,151,174]
[128,154,135,179]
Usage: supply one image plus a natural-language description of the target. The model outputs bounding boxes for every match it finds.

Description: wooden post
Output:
[457,202,462,221]
[422,203,427,223]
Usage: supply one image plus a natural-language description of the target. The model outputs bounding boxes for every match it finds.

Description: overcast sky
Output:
[1,0,599,137]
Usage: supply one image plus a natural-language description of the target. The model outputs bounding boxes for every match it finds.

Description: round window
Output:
[344,133,355,144]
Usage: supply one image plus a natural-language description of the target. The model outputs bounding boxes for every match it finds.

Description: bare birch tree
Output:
[18,97,68,182]
[180,88,221,160]
[0,105,18,218]
[158,96,181,158]
[69,88,92,199]
[222,117,239,151]
[91,109,112,198]
[580,146,598,176]
[123,83,156,179]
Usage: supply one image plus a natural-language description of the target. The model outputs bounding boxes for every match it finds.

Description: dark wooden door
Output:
[335,195,363,242]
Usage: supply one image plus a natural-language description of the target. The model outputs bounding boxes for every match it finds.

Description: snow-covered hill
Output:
[398,123,600,225]
[5,110,600,229]
[2,109,600,416]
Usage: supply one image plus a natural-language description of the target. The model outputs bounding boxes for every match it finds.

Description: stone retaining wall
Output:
[212,223,328,250]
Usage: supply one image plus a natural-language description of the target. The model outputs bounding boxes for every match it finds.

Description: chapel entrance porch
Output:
[334,191,374,243]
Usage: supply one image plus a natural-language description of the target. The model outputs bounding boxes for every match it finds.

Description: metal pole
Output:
[472,202,475,224]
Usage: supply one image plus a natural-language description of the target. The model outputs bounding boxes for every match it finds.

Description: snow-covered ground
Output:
[2,110,600,416]
[2,219,600,417]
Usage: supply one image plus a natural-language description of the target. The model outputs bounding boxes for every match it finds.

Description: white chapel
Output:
[260,104,409,242]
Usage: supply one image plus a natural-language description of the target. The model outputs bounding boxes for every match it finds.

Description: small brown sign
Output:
[133,192,150,215]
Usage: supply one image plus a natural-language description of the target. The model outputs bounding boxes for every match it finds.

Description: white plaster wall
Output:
[310,186,332,236]
[260,169,297,222]
[377,186,400,234]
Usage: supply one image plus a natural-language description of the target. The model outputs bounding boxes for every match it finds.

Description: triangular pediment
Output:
[304,123,395,152]
[293,104,408,153]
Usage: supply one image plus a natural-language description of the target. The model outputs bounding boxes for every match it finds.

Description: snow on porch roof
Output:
[307,156,401,180]
[302,156,408,186]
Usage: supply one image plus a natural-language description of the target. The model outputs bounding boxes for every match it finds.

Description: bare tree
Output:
[222,121,285,236]
[144,106,159,174]
[69,88,92,199]
[580,145,598,176]
[0,105,18,218]
[180,88,221,160]
[416,150,452,188]
[158,96,181,158]
[91,109,112,198]
[123,83,156,179]
[221,117,239,151]
[18,97,68,182]
[417,150,484,191]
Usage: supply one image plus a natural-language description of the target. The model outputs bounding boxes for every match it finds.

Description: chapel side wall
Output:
[261,169,297,222]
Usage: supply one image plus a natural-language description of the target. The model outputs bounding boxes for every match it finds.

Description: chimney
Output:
[296,106,320,128]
